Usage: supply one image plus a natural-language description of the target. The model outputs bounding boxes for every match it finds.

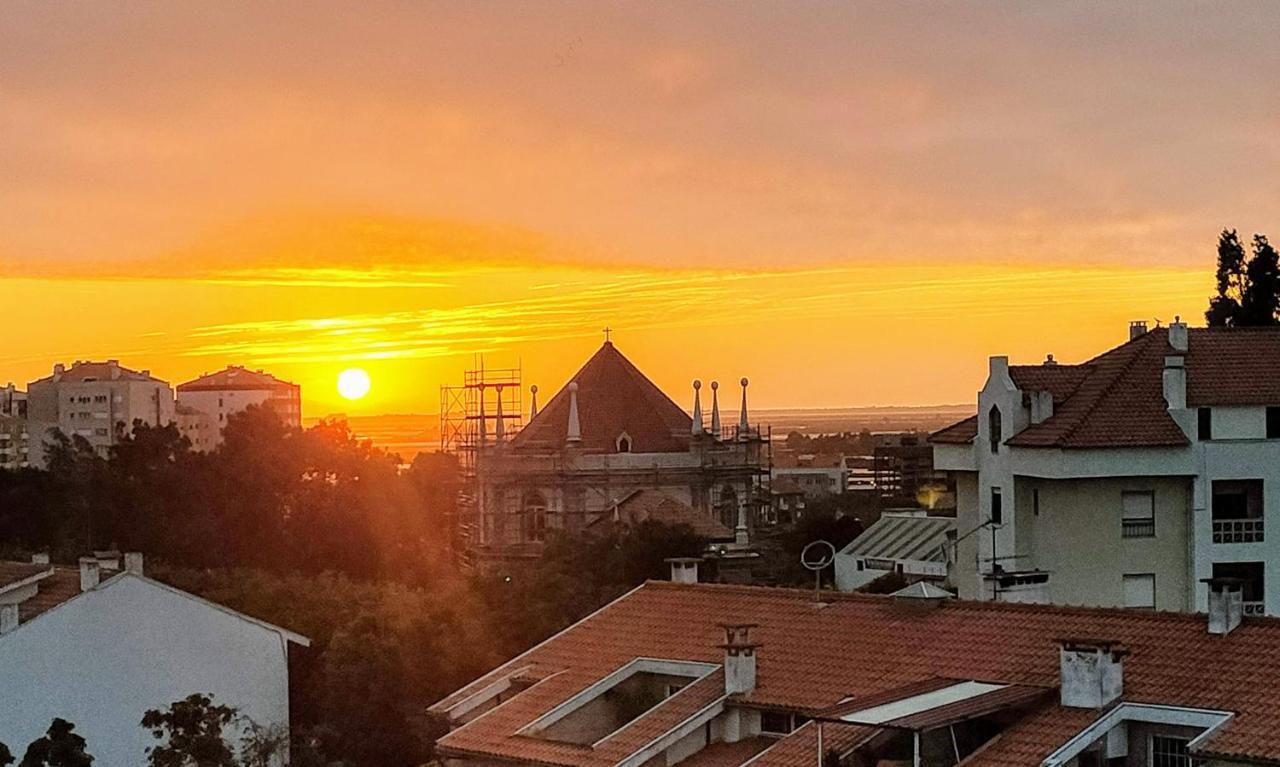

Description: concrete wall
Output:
[0,575,293,766]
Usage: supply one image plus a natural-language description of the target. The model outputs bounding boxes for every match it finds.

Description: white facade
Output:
[0,568,306,765]
[937,324,1280,615]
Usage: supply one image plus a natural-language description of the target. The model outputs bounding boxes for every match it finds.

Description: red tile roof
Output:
[177,366,299,393]
[750,723,876,767]
[594,490,734,541]
[0,562,51,592]
[30,360,163,385]
[513,342,693,454]
[432,581,1280,766]
[933,326,1280,450]
[675,737,774,767]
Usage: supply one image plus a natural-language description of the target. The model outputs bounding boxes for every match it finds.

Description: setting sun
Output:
[337,368,371,401]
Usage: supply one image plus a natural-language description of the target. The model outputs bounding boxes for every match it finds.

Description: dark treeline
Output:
[0,406,705,766]
[1206,228,1280,327]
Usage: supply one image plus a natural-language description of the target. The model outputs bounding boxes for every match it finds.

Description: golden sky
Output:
[2,3,1274,414]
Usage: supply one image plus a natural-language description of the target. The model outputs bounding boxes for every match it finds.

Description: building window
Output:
[616,432,632,453]
[1151,735,1202,767]
[1212,479,1264,543]
[1032,488,1040,516]
[1269,407,1280,439]
[1122,574,1155,609]
[1198,407,1212,440]
[1121,491,1156,538]
[760,711,795,735]
[1212,561,1265,615]
[990,487,1002,525]
[988,405,1002,453]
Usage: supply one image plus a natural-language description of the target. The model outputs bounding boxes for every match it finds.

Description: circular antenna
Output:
[800,540,836,572]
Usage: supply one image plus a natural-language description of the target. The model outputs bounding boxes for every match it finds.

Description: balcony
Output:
[1245,601,1266,617]
[1121,519,1155,538]
[1212,518,1264,544]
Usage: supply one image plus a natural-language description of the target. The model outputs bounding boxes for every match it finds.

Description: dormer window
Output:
[616,432,632,453]
[988,405,1002,453]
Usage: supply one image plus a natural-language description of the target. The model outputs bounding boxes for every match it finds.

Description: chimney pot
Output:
[1059,640,1126,708]
[1169,317,1189,352]
[1129,320,1148,341]
[719,624,759,695]
[124,552,144,576]
[1204,577,1245,635]
[0,603,18,635]
[666,557,700,584]
[78,557,101,591]
[30,552,50,566]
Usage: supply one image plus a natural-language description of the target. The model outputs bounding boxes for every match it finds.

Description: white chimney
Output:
[1204,578,1245,636]
[30,552,49,566]
[94,550,121,571]
[719,624,759,695]
[989,355,1010,378]
[1163,356,1186,411]
[1169,316,1189,352]
[79,557,100,591]
[666,557,700,584]
[1129,320,1148,341]
[1030,390,1054,424]
[124,552,144,576]
[0,603,18,635]
[1059,640,1125,708]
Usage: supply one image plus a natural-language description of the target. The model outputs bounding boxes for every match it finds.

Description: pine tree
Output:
[1241,234,1280,326]
[1206,229,1247,326]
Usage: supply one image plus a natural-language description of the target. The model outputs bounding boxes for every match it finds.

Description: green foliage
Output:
[141,694,239,767]
[18,718,93,767]
[1207,228,1280,327]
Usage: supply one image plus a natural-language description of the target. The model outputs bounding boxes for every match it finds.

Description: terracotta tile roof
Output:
[0,562,51,591]
[592,490,734,541]
[433,581,1280,766]
[957,705,1099,767]
[177,365,298,392]
[675,737,774,767]
[513,342,693,454]
[929,415,977,445]
[29,360,164,385]
[748,722,876,767]
[936,326,1280,451]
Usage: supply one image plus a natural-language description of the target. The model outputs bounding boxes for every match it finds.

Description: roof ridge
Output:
[1054,330,1159,445]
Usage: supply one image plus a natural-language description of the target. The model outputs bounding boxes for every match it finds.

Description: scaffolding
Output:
[439,357,524,476]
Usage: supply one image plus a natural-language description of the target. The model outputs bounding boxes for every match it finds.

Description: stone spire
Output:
[710,381,721,435]
[494,385,505,441]
[738,377,750,434]
[529,384,539,420]
[566,382,581,444]
[691,380,704,436]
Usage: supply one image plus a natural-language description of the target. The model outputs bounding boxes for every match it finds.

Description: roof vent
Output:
[78,557,100,592]
[1169,316,1189,352]
[718,624,759,695]
[1043,354,1058,366]
[1059,639,1126,708]
[1204,577,1245,636]
[666,557,700,584]
[1129,320,1148,341]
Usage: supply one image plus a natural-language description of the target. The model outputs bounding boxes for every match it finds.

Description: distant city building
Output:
[176,366,301,449]
[770,463,846,499]
[0,552,308,766]
[0,383,37,470]
[26,360,175,460]
[175,403,218,451]
[934,318,1280,615]
[459,340,770,574]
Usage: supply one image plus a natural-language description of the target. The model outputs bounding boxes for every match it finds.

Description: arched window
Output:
[522,491,548,542]
[988,405,1002,454]
[715,484,739,529]
[616,432,632,453]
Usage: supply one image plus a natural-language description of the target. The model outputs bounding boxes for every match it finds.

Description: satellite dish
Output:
[801,540,836,572]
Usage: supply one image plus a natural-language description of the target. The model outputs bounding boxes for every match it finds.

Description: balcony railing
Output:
[1121,519,1156,538]
[1212,518,1265,544]
[1245,601,1265,617]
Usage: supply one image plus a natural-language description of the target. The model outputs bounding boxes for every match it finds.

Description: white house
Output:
[833,510,955,591]
[0,553,308,765]
[933,319,1280,615]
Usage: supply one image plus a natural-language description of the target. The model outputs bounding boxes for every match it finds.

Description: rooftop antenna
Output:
[800,541,836,603]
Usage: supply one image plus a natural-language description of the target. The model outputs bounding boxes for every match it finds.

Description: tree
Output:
[19,718,93,767]
[1207,228,1247,327]
[1,741,13,767]
[141,694,238,767]
[1241,235,1280,326]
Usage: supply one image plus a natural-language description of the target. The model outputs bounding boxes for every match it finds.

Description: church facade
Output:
[462,341,770,573]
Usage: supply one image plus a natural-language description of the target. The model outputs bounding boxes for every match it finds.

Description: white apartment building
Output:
[0,552,308,765]
[176,366,301,449]
[933,319,1280,616]
[25,360,175,460]
[0,384,37,470]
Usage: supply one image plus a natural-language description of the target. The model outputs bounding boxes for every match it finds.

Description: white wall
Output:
[0,575,293,766]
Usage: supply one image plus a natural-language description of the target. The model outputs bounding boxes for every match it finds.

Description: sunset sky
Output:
[3,2,1277,415]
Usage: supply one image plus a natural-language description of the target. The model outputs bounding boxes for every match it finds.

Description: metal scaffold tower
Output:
[439,357,524,475]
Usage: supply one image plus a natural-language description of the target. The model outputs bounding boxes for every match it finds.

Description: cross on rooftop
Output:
[603,326,612,343]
